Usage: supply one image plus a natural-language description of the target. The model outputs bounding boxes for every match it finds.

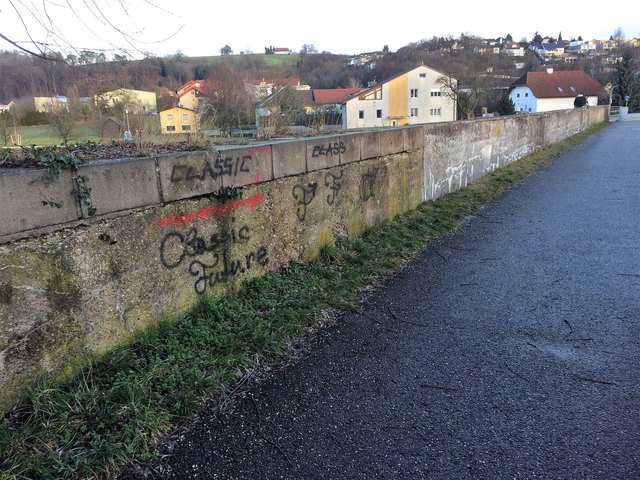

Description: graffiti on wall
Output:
[311,141,346,158]
[157,194,264,228]
[292,182,318,221]
[291,167,382,222]
[324,171,343,206]
[359,167,379,202]
[159,224,268,294]
[157,194,268,294]
[168,146,271,186]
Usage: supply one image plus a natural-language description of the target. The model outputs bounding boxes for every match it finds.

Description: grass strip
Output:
[0,122,609,479]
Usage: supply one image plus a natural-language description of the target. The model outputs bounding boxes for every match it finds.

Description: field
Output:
[186,53,300,67]
[7,117,170,147]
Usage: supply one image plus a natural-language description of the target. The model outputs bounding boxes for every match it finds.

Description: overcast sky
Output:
[2,0,639,58]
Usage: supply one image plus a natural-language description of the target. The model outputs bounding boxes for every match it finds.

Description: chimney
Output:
[546,67,554,74]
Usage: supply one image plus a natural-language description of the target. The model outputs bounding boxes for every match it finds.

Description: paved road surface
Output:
[164,121,640,479]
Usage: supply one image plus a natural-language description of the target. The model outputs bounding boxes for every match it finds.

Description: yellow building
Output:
[95,88,157,114]
[176,80,215,111]
[159,107,199,135]
[34,96,68,113]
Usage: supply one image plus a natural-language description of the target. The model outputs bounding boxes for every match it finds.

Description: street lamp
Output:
[608,84,618,107]
[124,108,131,140]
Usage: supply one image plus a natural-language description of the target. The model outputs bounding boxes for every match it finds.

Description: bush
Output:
[21,110,49,126]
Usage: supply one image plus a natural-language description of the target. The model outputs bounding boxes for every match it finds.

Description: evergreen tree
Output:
[495,92,516,115]
[612,49,639,112]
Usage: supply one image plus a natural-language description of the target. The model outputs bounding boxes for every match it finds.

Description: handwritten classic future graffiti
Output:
[159,224,268,294]
[157,192,268,294]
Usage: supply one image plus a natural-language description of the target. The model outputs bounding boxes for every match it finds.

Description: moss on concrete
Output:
[0,283,13,305]
[45,258,82,314]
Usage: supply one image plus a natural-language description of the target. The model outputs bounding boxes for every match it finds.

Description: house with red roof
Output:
[508,68,606,113]
[176,80,216,110]
[255,87,364,131]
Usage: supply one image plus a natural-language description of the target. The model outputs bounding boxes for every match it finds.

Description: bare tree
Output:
[47,105,76,144]
[0,1,183,61]
[437,62,485,120]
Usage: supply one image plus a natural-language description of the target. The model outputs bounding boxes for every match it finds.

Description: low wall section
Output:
[0,107,606,410]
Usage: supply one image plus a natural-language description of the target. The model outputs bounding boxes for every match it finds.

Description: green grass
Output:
[8,117,193,148]
[0,122,609,479]
[186,53,300,67]
[14,123,111,146]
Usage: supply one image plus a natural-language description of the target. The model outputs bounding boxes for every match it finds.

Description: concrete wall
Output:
[0,107,607,411]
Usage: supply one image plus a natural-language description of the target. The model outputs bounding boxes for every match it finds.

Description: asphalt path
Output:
[163,121,640,480]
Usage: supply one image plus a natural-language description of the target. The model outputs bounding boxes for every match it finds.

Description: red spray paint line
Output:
[251,146,272,156]
[157,193,265,227]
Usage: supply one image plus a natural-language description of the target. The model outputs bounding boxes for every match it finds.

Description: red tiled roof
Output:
[513,70,606,98]
[313,88,365,104]
[176,80,216,97]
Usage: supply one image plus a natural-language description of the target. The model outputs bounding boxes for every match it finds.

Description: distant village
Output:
[1,33,637,141]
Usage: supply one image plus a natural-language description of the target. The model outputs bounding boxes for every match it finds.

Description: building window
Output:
[182,125,191,131]
[359,110,364,119]
[430,108,442,116]
[167,114,174,121]
[166,125,176,132]
[525,92,529,97]
[376,109,382,118]
[430,90,441,97]
[557,86,564,92]
[517,93,520,98]
[410,108,419,117]
[419,73,426,78]
[410,89,419,98]
[361,88,382,100]
[182,114,189,121]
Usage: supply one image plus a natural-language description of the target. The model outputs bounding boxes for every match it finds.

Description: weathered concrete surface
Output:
[0,153,423,410]
[0,108,607,411]
[163,121,639,480]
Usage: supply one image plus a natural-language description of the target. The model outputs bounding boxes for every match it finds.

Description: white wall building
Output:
[343,65,456,129]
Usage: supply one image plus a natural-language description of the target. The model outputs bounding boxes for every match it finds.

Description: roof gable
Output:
[346,64,450,102]
[512,70,605,99]
[313,88,365,104]
[176,80,216,97]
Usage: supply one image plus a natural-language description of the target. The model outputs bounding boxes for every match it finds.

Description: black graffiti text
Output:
[360,167,379,201]
[189,247,268,294]
[325,171,344,206]
[170,155,252,183]
[292,182,318,221]
[311,141,346,158]
[160,224,251,269]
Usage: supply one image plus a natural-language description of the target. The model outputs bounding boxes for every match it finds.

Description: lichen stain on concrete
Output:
[0,283,13,305]
[45,258,82,314]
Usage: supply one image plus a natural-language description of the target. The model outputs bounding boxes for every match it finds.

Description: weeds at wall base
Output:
[0,122,609,479]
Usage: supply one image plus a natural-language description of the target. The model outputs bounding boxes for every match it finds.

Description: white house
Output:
[503,42,525,56]
[343,65,457,129]
[508,68,606,113]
